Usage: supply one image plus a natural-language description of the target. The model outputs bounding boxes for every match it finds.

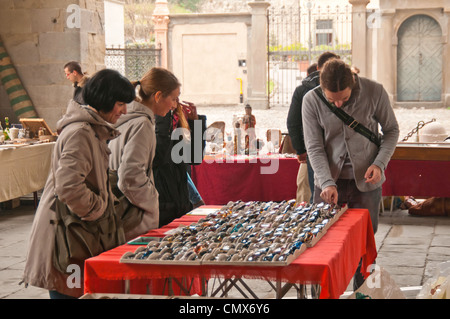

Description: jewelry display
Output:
[120,200,347,266]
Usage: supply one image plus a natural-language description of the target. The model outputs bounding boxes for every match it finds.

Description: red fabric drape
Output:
[383,159,450,197]
[84,208,376,299]
[191,156,300,205]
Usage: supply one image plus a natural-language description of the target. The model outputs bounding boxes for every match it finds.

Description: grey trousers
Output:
[313,179,381,234]
[313,179,381,291]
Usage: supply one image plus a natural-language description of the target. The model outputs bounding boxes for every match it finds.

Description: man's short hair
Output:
[317,52,340,69]
[64,61,83,74]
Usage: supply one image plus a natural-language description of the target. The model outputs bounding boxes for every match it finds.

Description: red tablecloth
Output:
[192,156,450,201]
[383,159,450,197]
[191,156,300,205]
[84,208,376,299]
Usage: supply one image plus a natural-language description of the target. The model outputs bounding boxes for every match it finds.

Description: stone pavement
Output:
[1,200,450,299]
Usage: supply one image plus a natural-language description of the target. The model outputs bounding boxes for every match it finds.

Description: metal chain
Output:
[401,118,436,142]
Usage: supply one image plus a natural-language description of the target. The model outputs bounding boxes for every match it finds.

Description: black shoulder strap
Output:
[313,87,380,147]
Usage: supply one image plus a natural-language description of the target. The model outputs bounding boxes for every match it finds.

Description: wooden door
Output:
[397,15,442,101]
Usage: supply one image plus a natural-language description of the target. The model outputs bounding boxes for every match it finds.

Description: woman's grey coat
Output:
[109,101,159,241]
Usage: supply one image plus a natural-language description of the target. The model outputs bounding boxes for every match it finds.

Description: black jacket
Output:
[286,70,320,155]
[153,112,206,227]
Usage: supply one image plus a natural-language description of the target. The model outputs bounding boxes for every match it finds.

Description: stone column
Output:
[152,0,170,69]
[378,9,395,104]
[247,1,270,110]
[349,0,370,76]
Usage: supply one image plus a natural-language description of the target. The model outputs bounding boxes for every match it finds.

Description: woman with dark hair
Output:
[22,69,135,299]
[109,67,181,240]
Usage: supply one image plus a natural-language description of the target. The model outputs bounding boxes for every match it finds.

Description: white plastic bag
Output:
[417,261,450,299]
[348,265,406,299]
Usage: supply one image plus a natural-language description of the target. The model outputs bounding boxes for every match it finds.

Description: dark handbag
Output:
[52,195,125,274]
[187,115,207,165]
[314,87,381,147]
[108,169,143,233]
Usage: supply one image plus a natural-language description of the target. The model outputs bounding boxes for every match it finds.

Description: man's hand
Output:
[364,164,382,184]
[320,186,338,205]
[297,152,307,164]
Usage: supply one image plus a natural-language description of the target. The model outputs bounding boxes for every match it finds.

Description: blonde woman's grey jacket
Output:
[109,101,159,241]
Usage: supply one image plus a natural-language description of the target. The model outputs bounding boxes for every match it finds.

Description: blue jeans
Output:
[187,172,203,205]
[49,290,77,299]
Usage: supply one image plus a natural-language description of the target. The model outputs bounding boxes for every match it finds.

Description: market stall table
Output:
[191,155,300,205]
[0,142,55,204]
[190,145,450,203]
[84,207,377,299]
[382,143,450,197]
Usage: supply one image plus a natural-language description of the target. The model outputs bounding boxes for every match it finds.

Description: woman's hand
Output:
[180,100,198,120]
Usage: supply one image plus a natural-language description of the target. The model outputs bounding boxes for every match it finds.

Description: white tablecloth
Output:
[0,142,55,202]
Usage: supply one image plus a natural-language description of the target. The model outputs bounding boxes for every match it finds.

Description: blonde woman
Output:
[109,67,181,241]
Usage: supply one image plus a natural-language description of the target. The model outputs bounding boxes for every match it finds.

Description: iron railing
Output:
[267,3,352,107]
[105,44,161,81]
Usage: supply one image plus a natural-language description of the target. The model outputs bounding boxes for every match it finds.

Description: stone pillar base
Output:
[247,96,269,110]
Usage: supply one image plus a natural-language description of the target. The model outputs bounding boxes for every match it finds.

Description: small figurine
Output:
[242,104,256,130]
[242,104,256,153]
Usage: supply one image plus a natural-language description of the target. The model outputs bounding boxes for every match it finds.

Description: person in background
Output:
[22,69,136,299]
[179,100,206,209]
[109,67,181,241]
[64,61,89,105]
[287,52,340,203]
[306,62,318,76]
[302,58,399,290]
[153,98,206,227]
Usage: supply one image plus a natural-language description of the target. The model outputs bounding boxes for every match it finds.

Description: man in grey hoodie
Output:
[302,59,399,289]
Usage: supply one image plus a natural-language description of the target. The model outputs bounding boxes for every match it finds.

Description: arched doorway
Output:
[397,14,442,101]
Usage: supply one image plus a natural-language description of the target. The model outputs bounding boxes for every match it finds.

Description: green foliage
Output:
[168,0,202,12]
[267,80,274,96]
[269,42,350,53]
[124,0,203,43]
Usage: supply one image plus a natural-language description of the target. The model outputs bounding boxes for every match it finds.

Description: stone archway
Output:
[397,14,443,101]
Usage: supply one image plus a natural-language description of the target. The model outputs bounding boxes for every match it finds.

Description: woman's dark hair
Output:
[82,69,135,113]
[320,59,355,92]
